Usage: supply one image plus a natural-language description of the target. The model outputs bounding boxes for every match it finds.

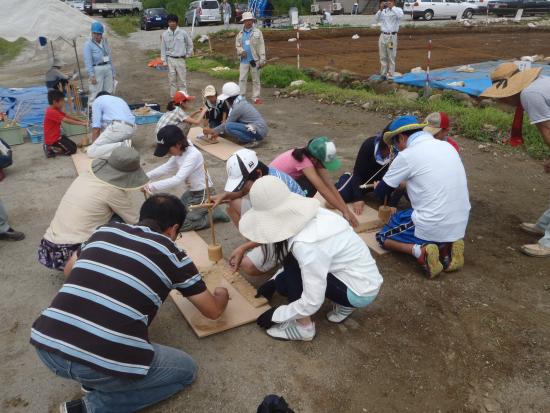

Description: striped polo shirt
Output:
[30,222,206,378]
[268,167,306,197]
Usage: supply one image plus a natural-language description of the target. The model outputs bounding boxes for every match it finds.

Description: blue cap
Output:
[91,22,104,34]
[383,115,427,146]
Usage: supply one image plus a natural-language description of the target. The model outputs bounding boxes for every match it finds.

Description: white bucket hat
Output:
[239,176,320,244]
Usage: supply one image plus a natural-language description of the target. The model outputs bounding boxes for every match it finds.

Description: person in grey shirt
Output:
[222,0,232,28]
[482,63,550,257]
[161,14,194,97]
[45,57,69,91]
[203,82,268,148]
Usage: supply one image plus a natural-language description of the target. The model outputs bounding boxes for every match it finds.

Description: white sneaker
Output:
[266,320,315,341]
[520,222,545,236]
[326,304,355,323]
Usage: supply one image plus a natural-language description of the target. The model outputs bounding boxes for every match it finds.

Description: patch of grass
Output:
[108,16,140,37]
[262,64,308,88]
[0,38,27,66]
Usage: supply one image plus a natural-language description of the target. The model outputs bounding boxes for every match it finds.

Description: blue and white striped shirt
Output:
[30,222,205,378]
[268,167,306,197]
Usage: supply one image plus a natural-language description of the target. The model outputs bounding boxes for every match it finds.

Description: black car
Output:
[488,0,550,16]
[141,8,169,31]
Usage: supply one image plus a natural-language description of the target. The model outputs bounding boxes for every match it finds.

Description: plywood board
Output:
[71,150,92,175]
[188,126,243,161]
[359,231,389,256]
[314,193,383,233]
[174,232,270,337]
[207,263,268,308]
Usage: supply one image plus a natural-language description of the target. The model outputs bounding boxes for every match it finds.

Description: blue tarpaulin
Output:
[0,86,49,128]
[388,61,550,97]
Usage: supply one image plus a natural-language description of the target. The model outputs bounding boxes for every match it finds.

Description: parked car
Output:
[465,0,489,13]
[234,3,248,22]
[185,0,222,26]
[488,0,550,16]
[141,8,168,30]
[66,0,85,11]
[404,0,477,20]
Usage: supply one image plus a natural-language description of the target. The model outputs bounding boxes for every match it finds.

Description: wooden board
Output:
[359,231,389,256]
[188,126,243,161]
[71,150,92,175]
[174,231,270,338]
[314,193,383,234]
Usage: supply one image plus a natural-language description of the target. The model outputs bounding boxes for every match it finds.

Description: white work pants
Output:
[168,56,187,97]
[379,33,398,77]
[87,122,135,159]
[239,62,261,99]
[89,64,114,103]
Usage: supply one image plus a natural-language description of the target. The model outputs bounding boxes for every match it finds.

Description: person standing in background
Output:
[235,12,266,105]
[161,14,194,97]
[45,57,69,91]
[375,0,404,80]
[222,0,232,28]
[83,22,115,102]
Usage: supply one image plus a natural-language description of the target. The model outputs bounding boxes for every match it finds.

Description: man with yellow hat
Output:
[481,62,550,257]
[235,11,266,104]
[374,115,471,278]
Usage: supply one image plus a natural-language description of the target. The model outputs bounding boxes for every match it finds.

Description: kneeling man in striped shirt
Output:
[30,194,229,413]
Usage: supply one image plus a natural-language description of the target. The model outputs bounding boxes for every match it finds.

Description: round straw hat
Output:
[480,62,541,99]
[239,176,320,244]
[91,146,149,190]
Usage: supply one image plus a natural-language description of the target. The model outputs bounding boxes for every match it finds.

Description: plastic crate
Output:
[134,111,163,125]
[27,125,44,144]
[62,119,88,137]
[0,125,26,145]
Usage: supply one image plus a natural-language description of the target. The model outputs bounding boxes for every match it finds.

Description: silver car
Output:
[185,0,222,26]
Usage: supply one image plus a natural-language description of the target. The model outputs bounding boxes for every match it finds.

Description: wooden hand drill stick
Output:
[204,163,223,262]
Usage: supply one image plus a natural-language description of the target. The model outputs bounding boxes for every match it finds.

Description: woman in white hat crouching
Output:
[239,176,384,341]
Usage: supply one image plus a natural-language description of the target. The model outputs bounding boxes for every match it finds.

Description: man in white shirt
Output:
[481,63,550,257]
[87,92,136,159]
[161,14,194,97]
[145,125,229,231]
[374,0,404,79]
[374,116,471,279]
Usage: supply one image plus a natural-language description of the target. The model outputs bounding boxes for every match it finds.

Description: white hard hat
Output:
[218,82,241,101]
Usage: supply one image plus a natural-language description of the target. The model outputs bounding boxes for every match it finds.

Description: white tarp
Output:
[0,0,95,42]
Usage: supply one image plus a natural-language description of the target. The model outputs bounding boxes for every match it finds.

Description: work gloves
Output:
[256,307,277,329]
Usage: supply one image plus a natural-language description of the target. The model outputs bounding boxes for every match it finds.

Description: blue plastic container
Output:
[27,125,44,144]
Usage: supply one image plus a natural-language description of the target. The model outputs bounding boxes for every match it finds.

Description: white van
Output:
[404,0,477,20]
[185,0,222,26]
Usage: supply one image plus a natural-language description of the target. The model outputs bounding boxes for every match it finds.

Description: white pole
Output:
[191,9,196,38]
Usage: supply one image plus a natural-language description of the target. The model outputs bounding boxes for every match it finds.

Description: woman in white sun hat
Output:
[240,176,383,341]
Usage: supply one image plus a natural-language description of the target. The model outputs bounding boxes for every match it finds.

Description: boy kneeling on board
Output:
[374,116,471,278]
[240,176,383,341]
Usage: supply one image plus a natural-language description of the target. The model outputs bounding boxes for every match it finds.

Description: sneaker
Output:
[266,320,315,341]
[60,399,85,413]
[520,243,550,257]
[444,239,465,272]
[80,385,92,394]
[243,140,260,149]
[520,222,545,236]
[43,144,56,158]
[418,244,443,279]
[0,228,25,241]
[326,304,355,323]
[253,98,263,105]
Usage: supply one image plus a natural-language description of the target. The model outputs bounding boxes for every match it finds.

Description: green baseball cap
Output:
[307,136,341,171]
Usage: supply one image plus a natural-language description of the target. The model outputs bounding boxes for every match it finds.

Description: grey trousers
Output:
[0,200,10,233]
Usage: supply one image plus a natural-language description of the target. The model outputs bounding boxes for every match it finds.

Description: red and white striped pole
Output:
[424,39,432,97]
[297,31,301,70]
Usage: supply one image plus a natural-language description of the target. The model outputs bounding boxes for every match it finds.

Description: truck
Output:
[84,0,143,17]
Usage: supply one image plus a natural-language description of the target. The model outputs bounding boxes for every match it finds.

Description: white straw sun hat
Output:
[239,176,320,244]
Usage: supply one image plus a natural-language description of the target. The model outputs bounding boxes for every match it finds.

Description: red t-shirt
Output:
[43,107,66,145]
[447,137,460,153]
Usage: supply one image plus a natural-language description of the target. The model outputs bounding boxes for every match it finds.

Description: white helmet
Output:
[218,82,241,101]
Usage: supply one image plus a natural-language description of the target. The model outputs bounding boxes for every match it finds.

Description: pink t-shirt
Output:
[270,150,315,180]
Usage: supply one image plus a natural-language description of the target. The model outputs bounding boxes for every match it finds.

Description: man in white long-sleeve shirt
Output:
[161,14,194,97]
[374,0,404,79]
[144,125,228,231]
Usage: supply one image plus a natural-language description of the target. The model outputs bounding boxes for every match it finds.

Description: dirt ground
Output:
[1,25,549,413]
[213,27,550,74]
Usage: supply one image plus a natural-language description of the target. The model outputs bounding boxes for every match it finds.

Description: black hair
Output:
[379,121,394,149]
[392,128,423,144]
[262,240,289,267]
[291,138,315,162]
[95,91,111,98]
[139,194,187,232]
[167,14,179,23]
[166,101,176,111]
[248,161,269,182]
[47,89,65,105]
[156,125,190,150]
[225,96,238,105]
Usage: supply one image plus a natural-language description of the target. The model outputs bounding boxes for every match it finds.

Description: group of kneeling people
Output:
[31,81,469,412]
